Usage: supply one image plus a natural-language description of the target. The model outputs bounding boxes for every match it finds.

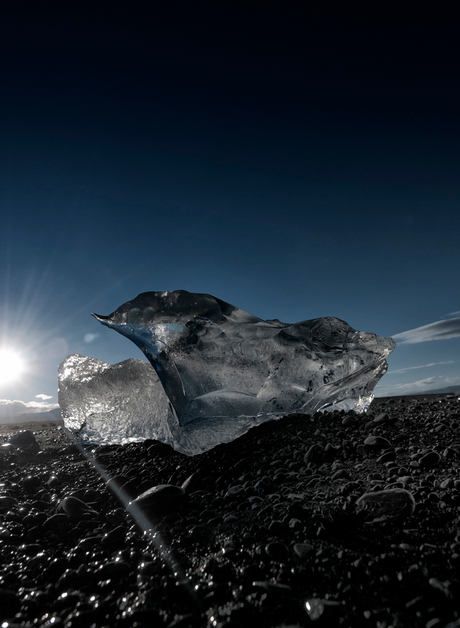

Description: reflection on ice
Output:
[58,290,395,455]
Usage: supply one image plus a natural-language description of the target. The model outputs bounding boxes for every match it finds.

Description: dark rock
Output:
[0,495,18,512]
[58,496,98,518]
[101,525,127,548]
[252,581,292,595]
[356,488,416,519]
[304,443,325,464]
[127,484,186,517]
[377,450,396,463]
[0,588,21,620]
[364,436,392,449]
[293,543,314,558]
[8,430,40,452]
[43,513,71,529]
[419,451,441,468]
[305,598,344,622]
[96,560,131,581]
[265,541,289,562]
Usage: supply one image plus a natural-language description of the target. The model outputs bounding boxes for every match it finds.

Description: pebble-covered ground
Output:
[1,394,460,628]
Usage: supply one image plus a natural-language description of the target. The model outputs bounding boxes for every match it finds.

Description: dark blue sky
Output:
[1,3,460,412]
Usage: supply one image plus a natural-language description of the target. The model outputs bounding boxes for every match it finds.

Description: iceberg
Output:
[58,290,395,455]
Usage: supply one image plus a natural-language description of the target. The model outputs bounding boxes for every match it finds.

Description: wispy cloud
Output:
[84,333,99,343]
[387,360,454,375]
[393,317,460,344]
[375,376,443,395]
[385,376,442,391]
[375,375,460,396]
[444,311,460,318]
[35,393,53,400]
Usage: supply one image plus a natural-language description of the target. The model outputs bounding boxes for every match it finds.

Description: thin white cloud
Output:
[375,375,460,396]
[84,333,99,343]
[393,317,460,344]
[375,376,442,395]
[444,311,460,318]
[0,399,60,421]
[388,376,442,390]
[35,393,53,400]
[387,360,454,375]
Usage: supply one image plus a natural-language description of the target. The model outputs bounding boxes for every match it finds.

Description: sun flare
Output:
[0,348,26,384]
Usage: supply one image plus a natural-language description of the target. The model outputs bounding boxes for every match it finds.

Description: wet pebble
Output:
[22,475,42,492]
[363,436,392,449]
[304,443,325,465]
[18,542,44,556]
[107,475,138,500]
[0,443,16,454]
[419,451,441,468]
[58,496,98,518]
[356,488,415,519]
[101,525,127,548]
[46,475,60,488]
[43,513,71,529]
[0,495,18,511]
[252,581,291,595]
[265,541,289,562]
[443,447,458,459]
[293,542,314,558]
[106,507,127,525]
[127,484,186,517]
[0,588,21,621]
[377,450,396,463]
[305,597,344,621]
[8,430,40,452]
[96,560,131,581]
[340,480,362,495]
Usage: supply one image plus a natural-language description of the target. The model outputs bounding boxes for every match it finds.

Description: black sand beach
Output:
[1,393,460,627]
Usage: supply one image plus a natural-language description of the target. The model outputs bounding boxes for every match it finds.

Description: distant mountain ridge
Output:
[1,407,62,425]
[409,385,460,396]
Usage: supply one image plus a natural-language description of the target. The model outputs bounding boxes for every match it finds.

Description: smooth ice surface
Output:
[59,290,395,455]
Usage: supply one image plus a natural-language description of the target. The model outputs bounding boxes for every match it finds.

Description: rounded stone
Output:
[265,541,289,562]
[364,436,392,449]
[419,451,441,468]
[0,496,18,512]
[293,543,314,558]
[8,430,39,450]
[0,588,21,621]
[377,450,396,463]
[304,443,325,465]
[58,496,98,518]
[127,484,186,516]
[101,525,127,548]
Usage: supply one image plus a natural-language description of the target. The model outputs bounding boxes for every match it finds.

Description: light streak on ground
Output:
[62,426,203,610]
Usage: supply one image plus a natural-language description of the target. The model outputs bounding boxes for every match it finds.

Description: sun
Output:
[0,348,26,384]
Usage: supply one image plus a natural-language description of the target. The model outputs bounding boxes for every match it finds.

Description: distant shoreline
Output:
[372,390,460,404]
[0,418,65,434]
[1,391,458,433]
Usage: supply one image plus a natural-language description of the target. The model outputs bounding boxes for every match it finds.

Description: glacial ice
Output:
[58,290,395,455]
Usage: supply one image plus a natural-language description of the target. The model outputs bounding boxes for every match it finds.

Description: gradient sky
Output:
[1,4,460,419]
